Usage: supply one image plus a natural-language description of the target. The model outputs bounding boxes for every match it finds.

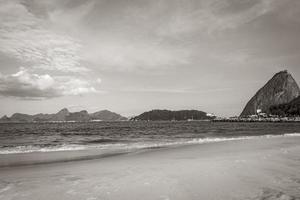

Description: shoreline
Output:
[1,133,300,168]
[0,136,300,199]
[1,119,300,124]
[213,119,300,123]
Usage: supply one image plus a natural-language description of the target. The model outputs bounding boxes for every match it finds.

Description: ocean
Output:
[1,121,300,156]
[1,121,300,200]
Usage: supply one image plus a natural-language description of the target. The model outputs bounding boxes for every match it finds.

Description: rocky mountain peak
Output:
[240,70,300,116]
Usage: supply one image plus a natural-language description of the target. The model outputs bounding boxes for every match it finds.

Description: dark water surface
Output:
[1,121,300,155]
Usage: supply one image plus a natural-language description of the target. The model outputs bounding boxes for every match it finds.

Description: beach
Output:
[0,135,299,200]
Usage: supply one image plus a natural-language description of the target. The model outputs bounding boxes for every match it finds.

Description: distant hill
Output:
[240,70,300,116]
[269,96,300,116]
[9,113,34,122]
[132,109,215,121]
[65,110,90,122]
[90,110,127,121]
[0,108,128,122]
[33,108,70,122]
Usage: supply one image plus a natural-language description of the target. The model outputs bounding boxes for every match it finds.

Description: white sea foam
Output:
[283,133,300,137]
[0,133,299,155]
[0,144,86,154]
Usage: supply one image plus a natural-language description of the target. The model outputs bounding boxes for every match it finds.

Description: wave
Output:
[81,138,128,144]
[185,132,300,144]
[0,133,299,155]
[0,144,87,154]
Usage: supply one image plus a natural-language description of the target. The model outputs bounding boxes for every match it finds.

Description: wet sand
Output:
[0,136,300,200]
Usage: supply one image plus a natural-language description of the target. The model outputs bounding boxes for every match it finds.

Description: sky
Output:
[0,0,300,117]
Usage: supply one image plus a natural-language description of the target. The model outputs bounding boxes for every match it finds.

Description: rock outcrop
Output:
[269,96,300,116]
[240,70,300,116]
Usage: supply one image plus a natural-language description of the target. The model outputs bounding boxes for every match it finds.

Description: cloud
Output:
[0,0,87,72]
[55,76,98,96]
[45,0,191,71]
[156,0,280,36]
[96,78,102,84]
[0,68,59,99]
[0,68,97,99]
[48,0,95,30]
[209,49,252,65]
[62,0,285,72]
[83,37,189,71]
[1,0,295,75]
[119,87,233,94]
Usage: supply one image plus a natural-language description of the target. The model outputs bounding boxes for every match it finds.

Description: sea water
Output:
[0,121,300,165]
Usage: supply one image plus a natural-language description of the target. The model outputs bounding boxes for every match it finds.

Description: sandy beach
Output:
[0,135,300,200]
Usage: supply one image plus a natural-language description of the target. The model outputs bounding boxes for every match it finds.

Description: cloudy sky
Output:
[0,0,300,117]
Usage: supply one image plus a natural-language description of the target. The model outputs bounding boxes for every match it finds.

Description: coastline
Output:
[213,117,300,123]
[1,132,299,167]
[0,135,300,200]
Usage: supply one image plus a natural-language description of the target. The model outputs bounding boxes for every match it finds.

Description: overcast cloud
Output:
[0,0,300,116]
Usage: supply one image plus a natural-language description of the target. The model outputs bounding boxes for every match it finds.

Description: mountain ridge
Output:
[0,108,127,122]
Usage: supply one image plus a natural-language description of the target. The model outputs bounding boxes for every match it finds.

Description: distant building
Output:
[206,113,215,117]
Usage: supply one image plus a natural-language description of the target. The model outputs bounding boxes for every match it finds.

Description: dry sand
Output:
[0,136,300,200]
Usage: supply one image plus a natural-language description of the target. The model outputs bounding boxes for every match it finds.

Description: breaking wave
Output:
[0,133,299,155]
